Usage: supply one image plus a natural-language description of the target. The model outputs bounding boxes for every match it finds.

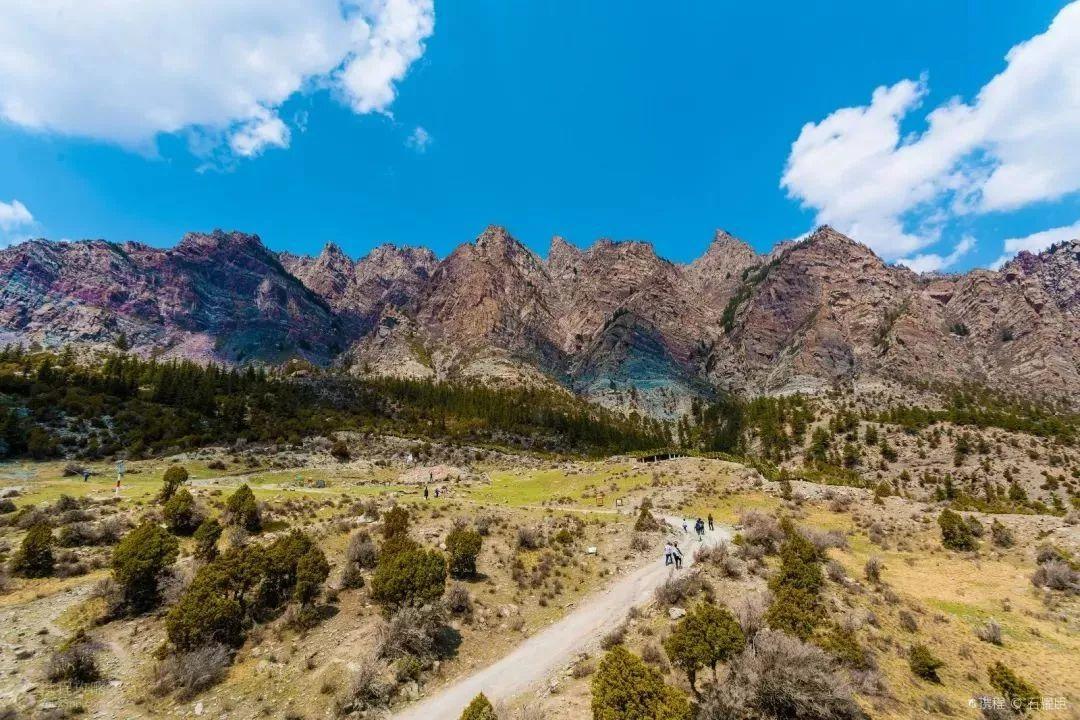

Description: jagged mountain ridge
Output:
[1,225,1077,411]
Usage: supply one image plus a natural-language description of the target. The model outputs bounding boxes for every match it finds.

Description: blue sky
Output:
[2,0,1079,272]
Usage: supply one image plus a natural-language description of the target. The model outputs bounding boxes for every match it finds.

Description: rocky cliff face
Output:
[2,226,1077,410]
[0,230,350,363]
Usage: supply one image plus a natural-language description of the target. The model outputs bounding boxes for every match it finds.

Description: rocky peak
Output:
[174,229,267,257]
[318,241,351,266]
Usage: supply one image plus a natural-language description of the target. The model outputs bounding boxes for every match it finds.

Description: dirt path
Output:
[392,516,730,720]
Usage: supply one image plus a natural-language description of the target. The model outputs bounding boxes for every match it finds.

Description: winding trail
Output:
[392,516,730,720]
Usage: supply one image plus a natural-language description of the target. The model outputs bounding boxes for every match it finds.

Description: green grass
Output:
[467,465,648,507]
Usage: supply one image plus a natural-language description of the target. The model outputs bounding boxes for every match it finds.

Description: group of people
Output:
[663,540,684,568]
[666,513,716,568]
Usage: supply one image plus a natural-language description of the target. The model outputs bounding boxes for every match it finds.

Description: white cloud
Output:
[405,125,432,152]
[781,1,1080,260]
[0,198,35,247]
[0,0,434,158]
[898,235,975,274]
[990,220,1080,268]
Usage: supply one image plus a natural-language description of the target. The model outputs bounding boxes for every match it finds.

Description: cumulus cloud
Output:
[898,235,975,274]
[0,199,35,247]
[990,220,1080,268]
[405,126,433,152]
[781,1,1080,260]
[0,0,435,158]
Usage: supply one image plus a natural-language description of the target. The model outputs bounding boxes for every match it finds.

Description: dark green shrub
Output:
[165,545,266,650]
[12,523,54,578]
[330,439,351,462]
[159,466,189,503]
[370,546,447,609]
[988,662,1040,715]
[163,489,200,535]
[460,693,498,720]
[193,518,222,563]
[111,522,179,611]
[445,525,482,578]
[765,522,824,639]
[663,601,745,695]
[591,645,692,720]
[938,509,977,551]
[817,624,871,669]
[294,546,330,605]
[224,484,260,533]
[382,505,410,539]
[166,574,246,650]
[908,644,944,682]
[0,498,16,514]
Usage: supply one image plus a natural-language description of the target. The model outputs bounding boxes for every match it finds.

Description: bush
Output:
[460,693,498,720]
[663,601,745,695]
[908,644,944,682]
[591,645,692,720]
[864,556,883,584]
[159,466,189,503]
[739,511,785,554]
[976,619,1002,646]
[988,662,1040,715]
[346,530,378,570]
[938,509,977,551]
[166,549,255,650]
[375,604,446,661]
[46,636,100,686]
[634,504,661,532]
[294,546,330,605]
[1030,560,1079,594]
[445,525,483,578]
[600,624,627,650]
[444,582,472,615]
[163,489,201,535]
[381,505,410,539]
[990,520,1015,548]
[0,499,15,514]
[111,521,179,612]
[193,518,222,563]
[370,546,447,609]
[516,525,542,550]
[152,643,230,699]
[11,523,54,577]
[765,524,824,639]
[816,624,871,670]
[654,573,702,607]
[698,629,861,720]
[330,439,351,462]
[224,484,261,533]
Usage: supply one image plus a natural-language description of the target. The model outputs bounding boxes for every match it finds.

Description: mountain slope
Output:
[1,226,1077,409]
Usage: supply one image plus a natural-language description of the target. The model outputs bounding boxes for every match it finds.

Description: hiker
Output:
[695,518,705,539]
[434,487,440,499]
[424,485,429,500]
[708,514,714,531]
[682,519,688,533]
[672,542,683,569]
[664,541,674,566]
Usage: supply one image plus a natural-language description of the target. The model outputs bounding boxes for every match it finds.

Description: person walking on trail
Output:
[695,518,705,540]
[682,519,688,533]
[424,485,429,500]
[663,541,674,566]
[672,542,683,569]
[708,514,714,531]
